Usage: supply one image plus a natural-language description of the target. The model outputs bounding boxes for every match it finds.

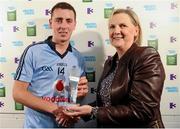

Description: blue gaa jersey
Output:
[14,36,86,128]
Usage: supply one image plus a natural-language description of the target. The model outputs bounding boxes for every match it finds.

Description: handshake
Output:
[52,76,91,127]
[52,105,92,127]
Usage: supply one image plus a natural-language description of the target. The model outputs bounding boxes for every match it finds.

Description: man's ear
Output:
[73,20,77,30]
[49,19,52,29]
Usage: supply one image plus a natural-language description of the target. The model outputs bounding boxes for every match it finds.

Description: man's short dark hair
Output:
[51,2,76,20]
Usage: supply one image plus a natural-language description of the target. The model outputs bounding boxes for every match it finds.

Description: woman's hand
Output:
[64,105,92,117]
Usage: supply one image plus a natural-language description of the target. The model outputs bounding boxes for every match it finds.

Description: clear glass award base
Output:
[64,102,77,107]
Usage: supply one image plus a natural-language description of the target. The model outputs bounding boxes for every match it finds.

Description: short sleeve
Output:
[14,46,34,83]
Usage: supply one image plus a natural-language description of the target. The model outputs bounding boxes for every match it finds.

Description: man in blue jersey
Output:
[13,2,88,128]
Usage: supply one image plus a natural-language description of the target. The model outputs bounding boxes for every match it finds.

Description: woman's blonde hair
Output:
[110,9,142,45]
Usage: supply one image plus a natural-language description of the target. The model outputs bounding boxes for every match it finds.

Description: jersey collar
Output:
[46,36,72,58]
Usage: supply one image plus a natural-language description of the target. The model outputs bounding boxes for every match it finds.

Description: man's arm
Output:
[13,80,58,114]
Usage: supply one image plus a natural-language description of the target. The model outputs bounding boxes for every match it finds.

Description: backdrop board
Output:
[0,0,179,127]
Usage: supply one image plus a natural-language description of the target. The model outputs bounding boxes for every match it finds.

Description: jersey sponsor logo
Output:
[41,66,53,71]
[42,96,69,103]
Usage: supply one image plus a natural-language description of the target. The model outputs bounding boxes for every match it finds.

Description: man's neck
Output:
[51,38,69,54]
[55,42,69,55]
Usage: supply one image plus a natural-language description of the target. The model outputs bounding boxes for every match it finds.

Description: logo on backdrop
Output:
[169,102,176,109]
[91,87,97,94]
[170,74,176,80]
[165,86,178,93]
[27,21,36,36]
[0,101,4,108]
[15,102,24,110]
[87,8,93,14]
[149,22,157,29]
[70,40,75,46]
[82,0,92,2]
[104,7,114,19]
[147,35,158,50]
[84,23,97,29]
[7,6,16,21]
[13,26,20,32]
[171,2,178,9]
[43,23,50,30]
[45,9,51,16]
[104,3,114,19]
[14,57,20,64]
[126,6,133,10]
[144,4,157,11]
[0,83,5,97]
[88,41,94,47]
[12,41,23,46]
[23,9,34,15]
[0,73,4,79]
[166,50,177,65]
[84,56,96,82]
[105,39,110,45]
[170,36,177,43]
[84,56,96,62]
[0,89,5,97]
[0,57,7,63]
[32,41,36,44]
[11,73,16,78]
[170,16,179,23]
[86,67,95,82]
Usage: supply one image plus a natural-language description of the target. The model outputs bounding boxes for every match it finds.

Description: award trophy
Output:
[68,66,80,106]
[53,67,80,106]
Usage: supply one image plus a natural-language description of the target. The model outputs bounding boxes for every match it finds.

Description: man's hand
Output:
[52,106,79,127]
[77,76,88,98]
